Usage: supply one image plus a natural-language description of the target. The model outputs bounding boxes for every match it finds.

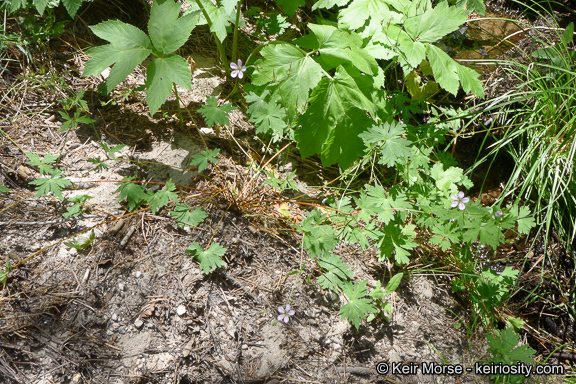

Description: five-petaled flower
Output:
[451,191,470,210]
[277,304,295,323]
[230,59,246,79]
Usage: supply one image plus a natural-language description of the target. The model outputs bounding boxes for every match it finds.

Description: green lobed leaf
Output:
[338,0,402,31]
[89,20,153,50]
[487,328,536,364]
[340,281,377,329]
[25,152,59,175]
[33,0,50,15]
[115,175,146,211]
[426,44,459,95]
[170,204,207,228]
[198,96,236,127]
[190,148,220,172]
[148,0,200,55]
[245,91,288,137]
[295,66,376,168]
[199,0,232,42]
[318,253,354,282]
[0,185,10,193]
[146,180,178,214]
[29,170,72,199]
[456,0,486,16]
[186,241,227,274]
[277,0,305,16]
[312,0,351,10]
[252,44,323,113]
[405,1,468,43]
[61,0,84,17]
[359,121,412,167]
[145,55,192,115]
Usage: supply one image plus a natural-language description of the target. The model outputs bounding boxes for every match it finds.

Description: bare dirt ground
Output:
[0,3,573,384]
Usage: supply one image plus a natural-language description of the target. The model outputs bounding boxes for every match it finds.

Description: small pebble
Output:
[111,313,118,321]
[176,305,187,316]
[118,283,125,291]
[134,319,144,329]
[135,271,142,278]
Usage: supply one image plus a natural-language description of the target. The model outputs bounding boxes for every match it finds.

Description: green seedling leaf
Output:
[190,148,220,172]
[295,210,339,259]
[198,0,234,43]
[64,230,96,250]
[511,205,536,235]
[115,175,147,211]
[369,281,385,300]
[385,272,403,294]
[0,185,10,193]
[170,204,207,228]
[63,194,93,218]
[198,97,236,127]
[146,179,178,214]
[29,169,72,199]
[25,152,59,175]
[340,281,377,329]
[186,241,226,274]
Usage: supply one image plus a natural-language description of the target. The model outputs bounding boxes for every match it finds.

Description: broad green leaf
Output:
[25,152,59,175]
[385,272,403,294]
[146,55,192,115]
[487,328,536,364]
[561,22,574,45]
[318,253,354,281]
[455,64,484,97]
[426,44,459,95]
[362,185,412,224]
[199,0,232,42]
[405,1,468,43]
[429,223,460,251]
[303,224,339,259]
[170,204,207,228]
[511,205,536,235]
[405,70,439,99]
[186,242,226,274]
[33,0,50,15]
[312,0,351,10]
[340,281,377,329]
[456,0,486,15]
[379,222,417,265]
[296,66,376,168]
[198,96,236,127]
[359,121,412,167]
[252,44,323,113]
[0,185,10,193]
[430,162,464,191]
[277,0,305,16]
[338,0,402,31]
[61,0,83,17]
[89,20,152,50]
[220,0,237,15]
[148,0,200,55]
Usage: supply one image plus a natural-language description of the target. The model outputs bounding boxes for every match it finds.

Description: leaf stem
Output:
[194,0,229,76]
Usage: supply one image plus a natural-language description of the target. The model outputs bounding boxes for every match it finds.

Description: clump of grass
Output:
[469,2,576,251]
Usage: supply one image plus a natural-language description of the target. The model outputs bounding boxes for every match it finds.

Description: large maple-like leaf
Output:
[404,1,468,43]
[338,0,403,31]
[359,121,412,167]
[295,66,376,168]
[252,44,323,114]
[340,281,377,329]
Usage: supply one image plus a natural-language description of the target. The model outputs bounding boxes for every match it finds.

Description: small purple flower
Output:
[495,210,503,217]
[451,191,470,210]
[277,304,295,323]
[230,59,246,79]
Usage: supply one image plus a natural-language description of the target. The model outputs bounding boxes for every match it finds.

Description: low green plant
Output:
[486,327,536,384]
[64,230,96,251]
[7,0,88,18]
[26,152,72,199]
[62,194,93,218]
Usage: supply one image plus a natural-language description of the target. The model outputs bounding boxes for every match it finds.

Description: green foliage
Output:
[486,328,536,383]
[29,168,72,199]
[170,204,207,228]
[83,0,200,115]
[263,169,299,192]
[58,110,95,132]
[367,272,403,322]
[63,194,92,218]
[145,180,178,214]
[115,175,147,211]
[26,152,59,175]
[0,254,12,287]
[316,253,354,292]
[340,280,377,329]
[198,97,236,127]
[186,241,227,274]
[9,0,86,18]
[190,148,220,172]
[64,230,96,251]
[0,185,11,193]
